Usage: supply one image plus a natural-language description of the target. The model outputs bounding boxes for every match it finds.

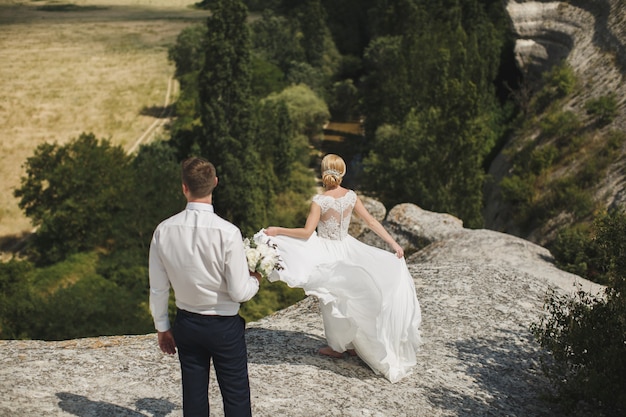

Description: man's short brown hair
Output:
[181,157,217,198]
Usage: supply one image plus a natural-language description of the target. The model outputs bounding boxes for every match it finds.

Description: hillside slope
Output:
[485,0,626,244]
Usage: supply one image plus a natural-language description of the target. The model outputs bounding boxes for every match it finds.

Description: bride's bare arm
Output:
[353,196,404,258]
[265,203,321,239]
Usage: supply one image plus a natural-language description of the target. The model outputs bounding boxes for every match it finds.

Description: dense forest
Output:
[2,0,513,340]
[1,1,624,412]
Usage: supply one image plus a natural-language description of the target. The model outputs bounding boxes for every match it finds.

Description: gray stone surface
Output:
[0,203,603,417]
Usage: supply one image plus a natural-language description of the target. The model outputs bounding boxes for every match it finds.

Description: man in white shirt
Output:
[149,157,262,417]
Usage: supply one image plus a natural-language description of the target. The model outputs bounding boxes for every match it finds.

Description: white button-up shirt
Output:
[149,202,259,332]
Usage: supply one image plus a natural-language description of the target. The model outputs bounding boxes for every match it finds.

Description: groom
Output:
[149,157,262,417]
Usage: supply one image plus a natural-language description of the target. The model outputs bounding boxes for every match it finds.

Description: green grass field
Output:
[0,0,208,240]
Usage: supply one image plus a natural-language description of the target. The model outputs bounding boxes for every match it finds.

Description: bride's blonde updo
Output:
[321,154,346,189]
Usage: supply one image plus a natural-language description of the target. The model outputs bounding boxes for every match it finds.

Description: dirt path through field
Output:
[127,74,177,154]
[0,0,208,241]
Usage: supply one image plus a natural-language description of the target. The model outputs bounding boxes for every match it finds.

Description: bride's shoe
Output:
[318,346,344,358]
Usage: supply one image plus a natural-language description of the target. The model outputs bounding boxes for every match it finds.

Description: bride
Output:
[264,154,422,383]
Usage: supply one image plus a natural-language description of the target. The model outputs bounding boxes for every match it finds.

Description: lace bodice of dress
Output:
[312,190,357,240]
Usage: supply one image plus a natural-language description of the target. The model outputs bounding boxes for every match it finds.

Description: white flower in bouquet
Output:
[244,240,261,271]
[259,256,277,277]
[243,230,284,280]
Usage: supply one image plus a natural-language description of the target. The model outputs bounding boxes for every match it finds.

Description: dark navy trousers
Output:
[173,309,252,417]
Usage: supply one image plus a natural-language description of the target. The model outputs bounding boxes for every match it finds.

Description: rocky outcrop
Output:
[505,0,625,91]
[506,0,579,81]
[0,203,602,417]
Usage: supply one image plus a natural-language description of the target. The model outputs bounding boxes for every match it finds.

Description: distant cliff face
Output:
[505,0,626,102]
[485,0,626,243]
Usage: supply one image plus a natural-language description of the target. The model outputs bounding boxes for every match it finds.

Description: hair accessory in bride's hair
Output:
[323,169,343,177]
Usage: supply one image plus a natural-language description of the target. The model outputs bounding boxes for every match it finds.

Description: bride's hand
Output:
[392,243,404,258]
[264,227,278,237]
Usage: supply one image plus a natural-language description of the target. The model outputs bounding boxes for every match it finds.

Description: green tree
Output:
[14,133,134,264]
[291,0,340,78]
[254,86,317,230]
[368,0,426,39]
[255,0,340,95]
[197,0,270,235]
[249,54,287,99]
[360,35,405,140]
[124,142,185,252]
[328,78,359,121]
[263,84,330,141]
[26,252,153,340]
[285,62,328,97]
[364,106,488,226]
[320,0,374,57]
[255,99,296,189]
[166,24,206,158]
[361,0,503,227]
[167,23,206,81]
[250,9,304,74]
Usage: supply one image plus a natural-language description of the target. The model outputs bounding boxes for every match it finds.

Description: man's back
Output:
[149,157,259,417]
[150,202,259,318]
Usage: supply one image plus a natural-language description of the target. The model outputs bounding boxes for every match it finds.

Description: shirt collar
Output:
[185,202,215,213]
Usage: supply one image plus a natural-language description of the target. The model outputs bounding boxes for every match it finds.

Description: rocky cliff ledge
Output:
[0,203,602,417]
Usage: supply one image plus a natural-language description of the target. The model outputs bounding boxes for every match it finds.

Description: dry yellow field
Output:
[0,0,209,239]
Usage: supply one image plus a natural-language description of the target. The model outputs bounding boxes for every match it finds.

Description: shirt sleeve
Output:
[225,228,260,303]
[148,230,171,332]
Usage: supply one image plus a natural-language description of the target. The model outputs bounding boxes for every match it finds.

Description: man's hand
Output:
[250,270,263,284]
[157,330,176,354]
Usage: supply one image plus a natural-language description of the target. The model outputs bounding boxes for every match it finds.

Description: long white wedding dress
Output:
[267,190,422,383]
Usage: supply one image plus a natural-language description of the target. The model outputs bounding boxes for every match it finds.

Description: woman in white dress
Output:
[264,154,422,383]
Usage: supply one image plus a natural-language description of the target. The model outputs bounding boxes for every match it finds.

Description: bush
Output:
[540,110,580,140]
[549,224,602,282]
[499,173,535,205]
[528,145,558,175]
[547,62,577,96]
[585,94,618,126]
[0,252,154,340]
[576,156,610,189]
[532,62,577,112]
[605,129,626,153]
[32,273,144,340]
[594,210,626,291]
[532,286,626,416]
[0,259,37,339]
[533,210,626,416]
[240,280,305,322]
[553,180,595,219]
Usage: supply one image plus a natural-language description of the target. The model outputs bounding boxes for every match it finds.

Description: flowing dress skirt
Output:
[268,232,422,383]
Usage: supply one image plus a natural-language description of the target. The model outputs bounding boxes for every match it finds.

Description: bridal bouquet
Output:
[244,229,284,280]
